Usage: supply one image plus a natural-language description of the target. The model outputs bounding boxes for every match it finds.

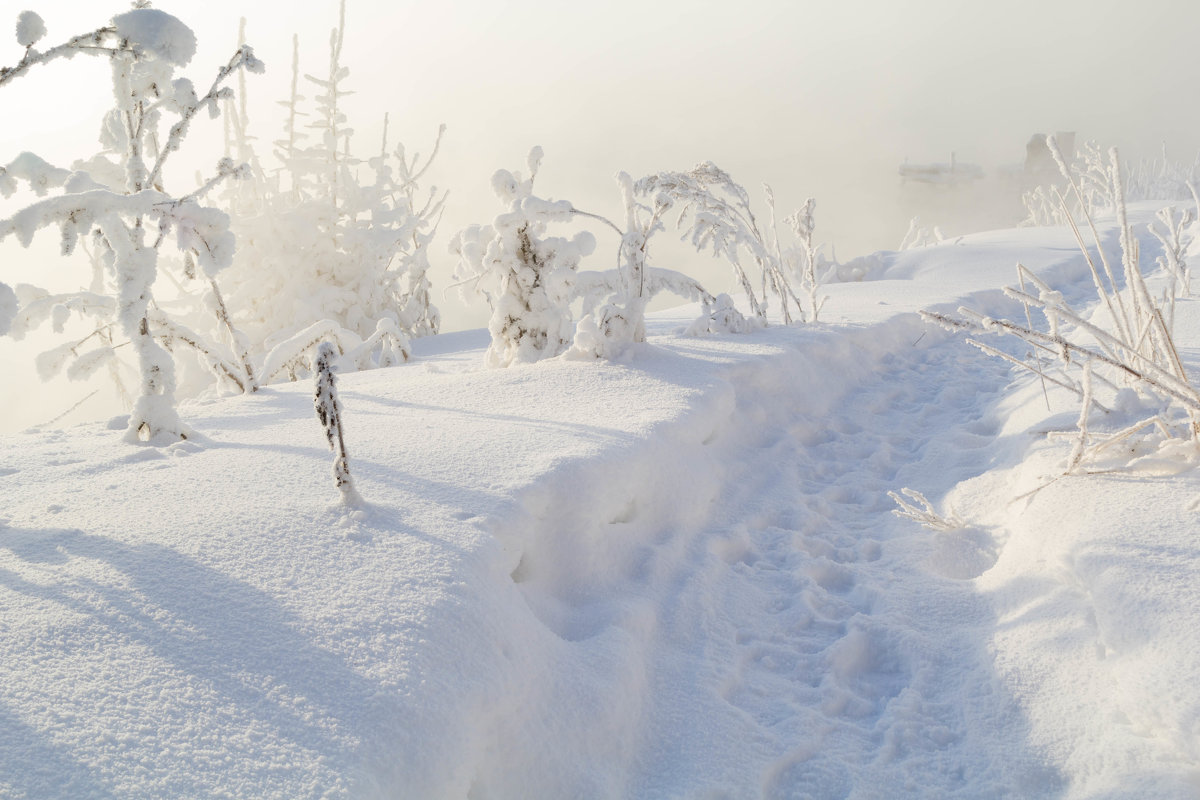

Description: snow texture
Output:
[2,213,1200,797]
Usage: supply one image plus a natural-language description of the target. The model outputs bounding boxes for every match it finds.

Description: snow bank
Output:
[2,212,1198,797]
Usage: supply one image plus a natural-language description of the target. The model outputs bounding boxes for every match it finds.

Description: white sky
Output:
[2,0,1200,429]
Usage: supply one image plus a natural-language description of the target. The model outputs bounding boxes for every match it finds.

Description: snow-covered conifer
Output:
[451,147,595,367]
[212,2,443,378]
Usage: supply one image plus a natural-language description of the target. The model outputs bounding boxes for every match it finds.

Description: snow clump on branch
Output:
[111,9,196,66]
[15,11,45,48]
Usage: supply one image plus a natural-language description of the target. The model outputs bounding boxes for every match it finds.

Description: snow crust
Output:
[2,217,1199,797]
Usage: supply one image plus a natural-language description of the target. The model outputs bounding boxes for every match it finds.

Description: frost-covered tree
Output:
[898,216,945,250]
[568,171,749,357]
[783,196,826,322]
[1150,204,1195,298]
[0,8,262,442]
[636,162,808,324]
[453,151,765,364]
[214,1,444,382]
[451,147,595,367]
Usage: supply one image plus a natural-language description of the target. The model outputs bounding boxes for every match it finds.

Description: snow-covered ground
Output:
[2,215,1199,798]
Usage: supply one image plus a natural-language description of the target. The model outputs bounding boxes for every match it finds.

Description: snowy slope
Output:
[2,215,1199,798]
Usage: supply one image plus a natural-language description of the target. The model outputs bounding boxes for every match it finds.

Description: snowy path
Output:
[623,324,1058,797]
[478,315,1063,798]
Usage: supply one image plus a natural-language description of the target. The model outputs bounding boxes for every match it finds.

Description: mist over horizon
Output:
[2,0,1199,431]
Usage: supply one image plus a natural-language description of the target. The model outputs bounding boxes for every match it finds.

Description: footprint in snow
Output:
[925,526,999,580]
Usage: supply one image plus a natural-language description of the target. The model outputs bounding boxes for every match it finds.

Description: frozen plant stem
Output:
[888,488,964,532]
[922,146,1200,470]
[314,342,361,505]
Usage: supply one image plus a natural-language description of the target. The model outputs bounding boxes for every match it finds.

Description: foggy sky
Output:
[2,0,1198,430]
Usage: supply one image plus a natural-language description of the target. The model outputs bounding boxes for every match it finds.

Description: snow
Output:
[3,215,1200,797]
[0,281,14,336]
[110,9,197,67]
[14,11,45,48]
[1,152,69,198]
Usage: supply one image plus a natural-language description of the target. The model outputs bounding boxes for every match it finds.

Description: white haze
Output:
[2,0,1199,431]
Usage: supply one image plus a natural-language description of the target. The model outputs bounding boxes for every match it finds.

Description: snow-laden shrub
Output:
[1126,144,1200,205]
[783,196,827,322]
[925,148,1200,473]
[313,341,361,506]
[1022,137,1200,228]
[682,293,759,337]
[1020,139,1111,226]
[636,162,818,323]
[898,216,944,250]
[262,317,409,384]
[0,8,262,442]
[567,171,748,358]
[451,147,596,367]
[1020,185,1072,228]
[453,150,755,364]
[212,2,443,379]
[1149,204,1196,299]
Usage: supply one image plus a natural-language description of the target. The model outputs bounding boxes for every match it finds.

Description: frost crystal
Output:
[15,11,45,48]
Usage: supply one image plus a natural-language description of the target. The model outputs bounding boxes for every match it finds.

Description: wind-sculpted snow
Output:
[2,215,1200,797]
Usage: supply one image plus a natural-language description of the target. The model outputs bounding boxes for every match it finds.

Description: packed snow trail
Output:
[666,329,1066,797]
[487,317,1060,798]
